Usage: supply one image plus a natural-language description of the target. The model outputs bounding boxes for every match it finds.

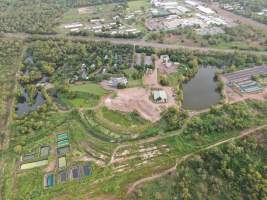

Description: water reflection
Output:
[182,66,221,110]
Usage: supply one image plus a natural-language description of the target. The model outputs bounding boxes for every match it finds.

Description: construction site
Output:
[101,57,177,122]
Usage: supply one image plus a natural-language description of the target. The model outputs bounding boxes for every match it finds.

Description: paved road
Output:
[2,32,267,56]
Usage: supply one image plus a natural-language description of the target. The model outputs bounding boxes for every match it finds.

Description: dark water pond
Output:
[182,66,221,110]
[16,88,46,117]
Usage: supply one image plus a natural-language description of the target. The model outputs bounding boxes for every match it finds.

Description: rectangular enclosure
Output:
[21,160,48,170]
[59,171,68,183]
[70,166,81,180]
[57,146,70,156]
[40,146,50,157]
[58,157,66,169]
[82,165,92,176]
[44,173,55,188]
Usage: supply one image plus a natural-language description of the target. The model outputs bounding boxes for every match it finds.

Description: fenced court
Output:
[44,173,55,188]
[21,160,48,170]
[40,146,50,158]
[58,157,67,169]
[58,171,68,183]
[44,164,92,188]
[22,153,35,161]
[57,146,70,156]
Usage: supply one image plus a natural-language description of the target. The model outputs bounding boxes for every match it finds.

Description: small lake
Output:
[182,66,221,110]
[16,88,46,117]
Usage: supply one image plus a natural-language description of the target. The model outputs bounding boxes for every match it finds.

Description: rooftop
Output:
[153,90,167,101]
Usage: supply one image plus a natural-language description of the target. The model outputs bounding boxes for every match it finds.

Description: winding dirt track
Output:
[126,124,267,195]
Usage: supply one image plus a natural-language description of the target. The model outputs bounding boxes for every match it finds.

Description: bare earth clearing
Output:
[101,59,176,122]
[225,86,267,103]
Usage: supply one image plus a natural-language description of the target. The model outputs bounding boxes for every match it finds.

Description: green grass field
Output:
[69,83,108,96]
[100,107,147,127]
[58,92,99,108]
[127,0,150,12]
[60,8,89,23]
[60,4,119,24]
[94,106,153,135]
[58,82,108,109]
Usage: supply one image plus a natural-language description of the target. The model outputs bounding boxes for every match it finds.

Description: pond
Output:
[182,66,221,110]
[16,88,46,117]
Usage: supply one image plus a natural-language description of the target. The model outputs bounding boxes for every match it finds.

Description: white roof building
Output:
[197,6,215,14]
[109,77,128,87]
[153,90,168,103]
[185,0,199,7]
[176,6,190,13]
[64,23,83,29]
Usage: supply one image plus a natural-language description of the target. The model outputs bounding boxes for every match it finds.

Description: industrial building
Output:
[224,66,267,93]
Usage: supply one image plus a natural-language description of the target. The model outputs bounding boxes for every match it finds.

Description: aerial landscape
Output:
[0,0,266,200]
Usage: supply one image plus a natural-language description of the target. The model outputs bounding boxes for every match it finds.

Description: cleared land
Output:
[102,58,176,122]
[103,86,163,122]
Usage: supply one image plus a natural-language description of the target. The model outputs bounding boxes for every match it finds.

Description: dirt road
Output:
[126,124,267,195]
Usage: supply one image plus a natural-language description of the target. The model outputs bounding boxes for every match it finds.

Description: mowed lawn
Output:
[69,82,108,96]
[59,82,108,109]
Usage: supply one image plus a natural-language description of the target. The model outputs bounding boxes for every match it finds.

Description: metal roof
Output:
[153,90,167,100]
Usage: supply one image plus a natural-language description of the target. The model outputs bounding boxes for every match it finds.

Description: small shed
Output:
[153,90,168,103]
[160,55,170,63]
[110,77,128,87]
